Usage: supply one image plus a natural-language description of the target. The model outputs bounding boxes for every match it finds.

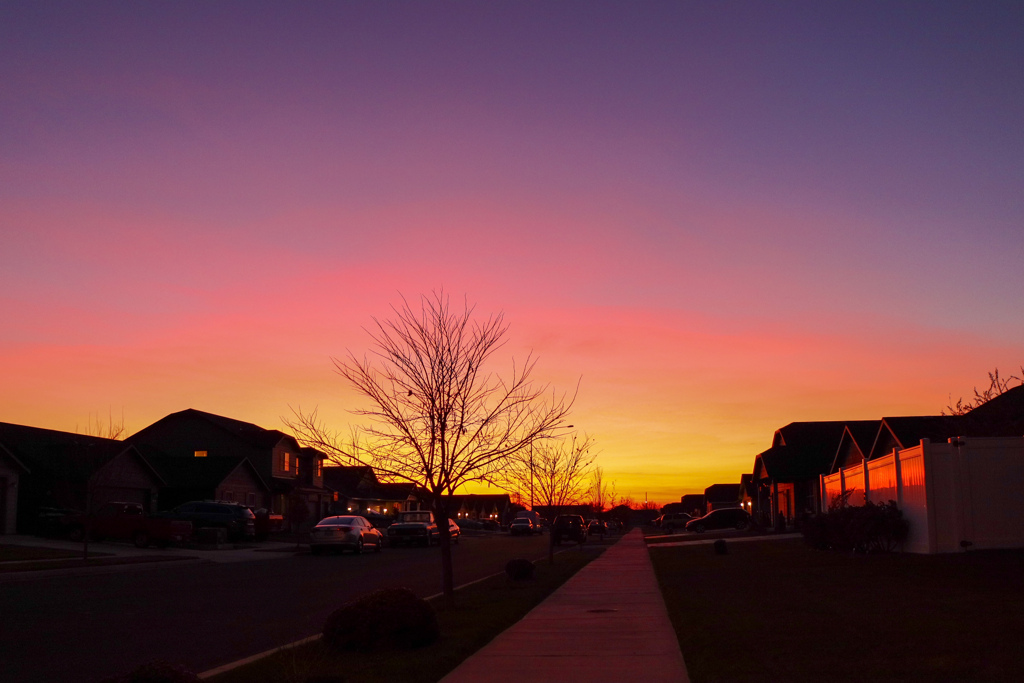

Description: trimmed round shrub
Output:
[322,588,438,651]
[98,661,199,683]
[505,558,535,581]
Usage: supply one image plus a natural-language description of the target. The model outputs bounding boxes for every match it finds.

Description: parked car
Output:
[448,518,460,544]
[362,511,393,529]
[552,514,587,545]
[387,510,439,547]
[587,520,608,536]
[155,500,256,541]
[515,510,543,531]
[310,515,383,555]
[35,507,80,537]
[661,512,693,533]
[685,508,751,533]
[64,502,193,548]
[509,518,536,536]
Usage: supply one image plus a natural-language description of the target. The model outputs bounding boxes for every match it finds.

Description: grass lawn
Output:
[0,544,112,562]
[650,538,1024,682]
[210,547,601,683]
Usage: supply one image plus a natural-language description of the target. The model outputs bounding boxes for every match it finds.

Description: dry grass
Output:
[650,538,1024,682]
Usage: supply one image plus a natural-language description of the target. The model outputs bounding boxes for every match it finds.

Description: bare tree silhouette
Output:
[503,432,595,511]
[944,367,1023,415]
[286,292,575,604]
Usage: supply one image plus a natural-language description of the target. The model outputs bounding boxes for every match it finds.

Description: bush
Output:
[322,588,438,651]
[98,661,199,683]
[802,493,909,553]
[504,558,536,581]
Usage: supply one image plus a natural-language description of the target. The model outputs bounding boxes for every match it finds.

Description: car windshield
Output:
[317,516,358,527]
[512,519,530,525]
[400,512,432,523]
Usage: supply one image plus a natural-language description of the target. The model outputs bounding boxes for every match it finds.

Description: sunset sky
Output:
[2,2,1022,504]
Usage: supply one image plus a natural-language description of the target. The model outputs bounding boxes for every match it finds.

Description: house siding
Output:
[0,460,18,534]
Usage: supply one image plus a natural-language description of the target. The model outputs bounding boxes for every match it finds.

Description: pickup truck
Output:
[387,510,439,547]
[65,502,193,548]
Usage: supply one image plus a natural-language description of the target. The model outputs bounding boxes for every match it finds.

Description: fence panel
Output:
[867,458,897,505]
[842,464,864,506]
[898,449,930,553]
[822,473,844,510]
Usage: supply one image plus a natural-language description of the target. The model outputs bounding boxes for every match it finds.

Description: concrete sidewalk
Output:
[441,528,689,683]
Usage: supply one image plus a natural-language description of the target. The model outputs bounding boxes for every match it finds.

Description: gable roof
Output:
[830,420,882,473]
[759,420,871,481]
[322,465,378,495]
[133,409,300,452]
[0,440,30,474]
[0,421,163,484]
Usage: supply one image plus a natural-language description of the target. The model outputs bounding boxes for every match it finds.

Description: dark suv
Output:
[552,514,587,545]
[158,501,256,541]
[660,512,692,533]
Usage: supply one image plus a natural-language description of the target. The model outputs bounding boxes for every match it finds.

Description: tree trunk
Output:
[434,500,455,608]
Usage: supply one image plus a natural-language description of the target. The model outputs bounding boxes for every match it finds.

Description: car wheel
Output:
[132,531,150,549]
[355,538,364,554]
[375,537,382,553]
[68,526,84,542]
[694,524,706,533]
[735,520,749,531]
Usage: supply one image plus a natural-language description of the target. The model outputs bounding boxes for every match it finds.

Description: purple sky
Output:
[2,2,1022,502]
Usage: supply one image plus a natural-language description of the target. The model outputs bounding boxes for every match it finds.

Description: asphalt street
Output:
[1,533,553,683]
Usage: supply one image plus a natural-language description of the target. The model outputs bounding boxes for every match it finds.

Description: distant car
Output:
[685,508,751,533]
[552,514,587,545]
[509,518,536,536]
[387,510,439,547]
[448,518,461,544]
[587,520,607,536]
[310,515,383,555]
[661,512,693,533]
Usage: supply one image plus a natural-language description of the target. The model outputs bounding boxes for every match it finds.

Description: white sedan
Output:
[310,515,384,555]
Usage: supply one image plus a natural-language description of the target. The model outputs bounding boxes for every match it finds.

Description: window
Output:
[195,450,207,458]
[316,460,322,478]
[282,452,290,472]
[294,457,299,477]
[246,492,256,507]
[224,491,234,502]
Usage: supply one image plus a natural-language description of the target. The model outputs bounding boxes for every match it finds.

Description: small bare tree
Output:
[77,408,128,440]
[944,367,1023,415]
[502,433,596,563]
[587,466,614,514]
[286,292,575,604]
[503,433,595,511]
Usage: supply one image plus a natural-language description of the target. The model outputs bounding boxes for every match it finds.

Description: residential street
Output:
[1,533,553,683]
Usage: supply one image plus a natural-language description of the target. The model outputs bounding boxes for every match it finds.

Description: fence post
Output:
[894,448,903,507]
[863,457,871,505]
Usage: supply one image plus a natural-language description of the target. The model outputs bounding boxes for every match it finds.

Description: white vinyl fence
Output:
[821,436,1024,553]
